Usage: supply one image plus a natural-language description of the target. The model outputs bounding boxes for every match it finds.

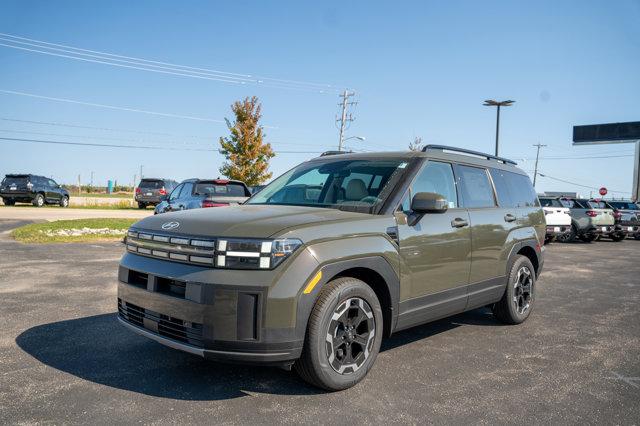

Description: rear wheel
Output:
[610,232,626,242]
[493,255,535,325]
[137,202,146,209]
[32,193,45,207]
[59,196,69,208]
[579,233,597,243]
[3,198,15,206]
[295,277,383,391]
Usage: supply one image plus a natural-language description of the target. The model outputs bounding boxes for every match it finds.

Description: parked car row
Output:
[135,178,252,214]
[539,195,640,243]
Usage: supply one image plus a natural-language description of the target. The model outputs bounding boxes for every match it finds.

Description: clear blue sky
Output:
[1,0,638,197]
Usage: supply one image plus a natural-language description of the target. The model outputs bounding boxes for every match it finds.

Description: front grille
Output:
[126,230,215,267]
[118,298,204,347]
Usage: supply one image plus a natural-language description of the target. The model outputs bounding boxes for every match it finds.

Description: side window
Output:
[48,179,57,187]
[412,161,458,208]
[456,165,496,208]
[169,184,184,201]
[180,183,194,199]
[506,172,539,207]
[398,191,411,213]
[489,169,512,207]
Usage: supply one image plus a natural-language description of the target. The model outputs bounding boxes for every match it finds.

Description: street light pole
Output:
[483,99,515,156]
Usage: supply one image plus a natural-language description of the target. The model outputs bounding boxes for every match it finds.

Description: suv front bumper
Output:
[116,251,316,366]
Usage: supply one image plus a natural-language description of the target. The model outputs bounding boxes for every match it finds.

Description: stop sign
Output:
[599,187,607,196]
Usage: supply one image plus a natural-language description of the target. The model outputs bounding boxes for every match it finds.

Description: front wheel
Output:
[579,233,597,243]
[493,255,536,325]
[3,198,15,206]
[295,277,383,391]
[59,196,69,208]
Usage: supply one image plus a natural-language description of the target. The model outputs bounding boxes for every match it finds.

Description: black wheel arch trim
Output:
[507,239,542,278]
[295,256,400,341]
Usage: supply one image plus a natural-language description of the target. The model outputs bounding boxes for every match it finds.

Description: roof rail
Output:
[320,150,353,157]
[422,144,517,165]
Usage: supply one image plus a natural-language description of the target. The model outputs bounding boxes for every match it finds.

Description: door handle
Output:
[504,213,517,223]
[451,218,469,228]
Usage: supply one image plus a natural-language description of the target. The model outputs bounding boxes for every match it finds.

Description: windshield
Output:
[609,201,638,210]
[139,179,164,189]
[2,175,30,186]
[585,200,606,209]
[195,181,249,197]
[559,198,586,208]
[247,157,410,213]
[539,198,563,207]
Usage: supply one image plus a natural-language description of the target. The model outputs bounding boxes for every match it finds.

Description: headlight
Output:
[216,238,302,269]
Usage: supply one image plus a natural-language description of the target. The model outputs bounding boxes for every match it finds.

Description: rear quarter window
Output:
[489,169,539,208]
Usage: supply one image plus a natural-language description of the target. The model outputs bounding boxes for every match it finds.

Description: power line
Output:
[0,136,323,154]
[0,128,328,148]
[0,89,228,123]
[0,32,343,93]
[537,171,630,194]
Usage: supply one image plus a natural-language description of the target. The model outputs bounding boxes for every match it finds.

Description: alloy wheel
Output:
[325,297,376,374]
[513,266,533,315]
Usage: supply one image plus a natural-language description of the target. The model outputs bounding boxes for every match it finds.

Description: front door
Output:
[396,160,471,329]
[454,164,509,308]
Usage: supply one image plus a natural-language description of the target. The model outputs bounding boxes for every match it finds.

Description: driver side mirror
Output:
[408,192,448,225]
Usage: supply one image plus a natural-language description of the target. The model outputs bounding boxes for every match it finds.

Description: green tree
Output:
[219,96,275,185]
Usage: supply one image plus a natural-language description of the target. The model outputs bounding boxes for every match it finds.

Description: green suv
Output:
[118,146,545,390]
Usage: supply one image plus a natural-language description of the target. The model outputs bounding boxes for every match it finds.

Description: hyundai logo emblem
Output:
[161,221,180,230]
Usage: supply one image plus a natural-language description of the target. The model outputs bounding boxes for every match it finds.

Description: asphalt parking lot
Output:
[1,219,638,424]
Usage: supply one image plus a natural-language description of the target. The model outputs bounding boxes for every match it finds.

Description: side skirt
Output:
[394,277,506,332]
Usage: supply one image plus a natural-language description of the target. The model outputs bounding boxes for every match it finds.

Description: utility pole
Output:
[90,171,94,191]
[139,165,143,180]
[532,143,547,187]
[336,90,356,151]
[77,174,81,196]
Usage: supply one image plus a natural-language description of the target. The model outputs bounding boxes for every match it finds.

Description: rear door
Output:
[396,160,471,328]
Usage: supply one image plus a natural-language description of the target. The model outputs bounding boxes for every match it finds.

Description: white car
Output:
[539,196,572,242]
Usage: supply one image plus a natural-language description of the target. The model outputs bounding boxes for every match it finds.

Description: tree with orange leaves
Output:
[219,96,274,186]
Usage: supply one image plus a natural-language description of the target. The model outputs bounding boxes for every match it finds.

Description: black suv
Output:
[0,174,70,207]
[135,178,178,209]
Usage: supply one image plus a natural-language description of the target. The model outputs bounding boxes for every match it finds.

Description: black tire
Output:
[610,232,626,242]
[59,196,69,208]
[634,233,640,241]
[294,277,383,391]
[137,202,146,209]
[3,198,15,206]
[544,236,555,244]
[579,233,597,243]
[32,193,45,207]
[557,224,576,243]
[493,255,536,325]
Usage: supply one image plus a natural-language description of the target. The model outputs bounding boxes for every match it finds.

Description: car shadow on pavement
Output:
[16,308,500,400]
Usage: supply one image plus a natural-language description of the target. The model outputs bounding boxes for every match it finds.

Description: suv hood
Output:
[132,204,369,239]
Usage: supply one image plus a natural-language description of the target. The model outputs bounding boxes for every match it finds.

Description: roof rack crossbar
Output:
[422,144,517,165]
[320,150,353,157]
